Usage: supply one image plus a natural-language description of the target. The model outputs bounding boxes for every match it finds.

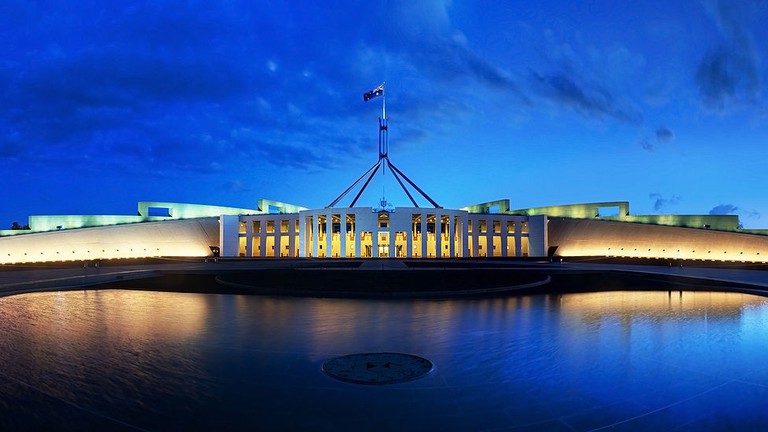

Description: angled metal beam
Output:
[349,160,382,207]
[387,161,441,208]
[327,160,381,208]
[386,159,419,207]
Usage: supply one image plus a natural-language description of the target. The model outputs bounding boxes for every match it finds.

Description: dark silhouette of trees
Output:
[10,222,30,230]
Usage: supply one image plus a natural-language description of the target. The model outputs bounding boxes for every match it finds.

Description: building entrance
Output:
[378,232,390,257]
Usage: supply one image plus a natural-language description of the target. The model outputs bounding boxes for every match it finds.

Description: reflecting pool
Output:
[1,289,768,431]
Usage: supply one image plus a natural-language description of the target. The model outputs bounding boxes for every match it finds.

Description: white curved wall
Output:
[549,218,768,262]
[0,218,220,264]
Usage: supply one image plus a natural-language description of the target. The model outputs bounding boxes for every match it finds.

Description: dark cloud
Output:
[0,1,383,176]
[529,70,642,125]
[639,138,654,151]
[696,49,760,111]
[709,204,760,219]
[696,0,761,112]
[709,204,739,215]
[403,36,528,104]
[655,127,674,142]
[649,193,681,211]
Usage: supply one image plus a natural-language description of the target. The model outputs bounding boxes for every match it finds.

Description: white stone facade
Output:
[221,207,547,259]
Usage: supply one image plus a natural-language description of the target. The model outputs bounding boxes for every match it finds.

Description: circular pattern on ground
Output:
[322,352,433,385]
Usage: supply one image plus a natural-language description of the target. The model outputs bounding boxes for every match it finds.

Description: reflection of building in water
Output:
[557,291,768,322]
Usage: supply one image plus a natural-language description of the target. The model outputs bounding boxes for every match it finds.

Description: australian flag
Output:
[363,83,384,101]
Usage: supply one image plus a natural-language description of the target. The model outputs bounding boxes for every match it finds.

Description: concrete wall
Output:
[27,215,170,232]
[0,218,220,264]
[527,215,548,257]
[549,218,768,262]
[600,214,739,231]
[138,202,260,218]
[512,201,630,219]
[219,215,241,258]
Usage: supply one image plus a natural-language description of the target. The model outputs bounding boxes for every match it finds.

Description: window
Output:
[597,206,620,217]
[267,220,275,233]
[378,213,390,228]
[147,207,171,217]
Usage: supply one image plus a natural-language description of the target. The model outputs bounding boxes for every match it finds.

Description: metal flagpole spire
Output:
[379,82,387,174]
[382,81,386,120]
[326,83,440,209]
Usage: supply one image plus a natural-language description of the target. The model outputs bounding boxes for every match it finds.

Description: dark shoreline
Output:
[98,267,768,299]
[3,257,768,299]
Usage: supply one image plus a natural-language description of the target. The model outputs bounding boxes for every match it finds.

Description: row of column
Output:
[303,211,465,258]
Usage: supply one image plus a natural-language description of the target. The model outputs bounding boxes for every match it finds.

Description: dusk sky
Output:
[2,1,767,227]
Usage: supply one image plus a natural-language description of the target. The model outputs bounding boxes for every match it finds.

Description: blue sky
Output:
[2,0,767,227]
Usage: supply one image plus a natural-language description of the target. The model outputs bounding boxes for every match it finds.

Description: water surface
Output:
[1,289,767,431]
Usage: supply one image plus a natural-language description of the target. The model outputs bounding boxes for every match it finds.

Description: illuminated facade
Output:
[219,208,546,259]
[2,198,768,265]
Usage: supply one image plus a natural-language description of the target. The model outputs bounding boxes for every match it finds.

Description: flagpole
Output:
[382,82,386,120]
[379,82,387,174]
[327,82,440,208]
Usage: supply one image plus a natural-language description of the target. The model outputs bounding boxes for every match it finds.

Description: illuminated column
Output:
[435,213,442,258]
[420,211,428,258]
[340,212,347,259]
[354,211,361,258]
[299,214,308,258]
[372,224,379,258]
[406,218,413,258]
[287,217,294,257]
[448,214,453,257]
[461,216,469,258]
[485,222,492,258]
[312,213,319,258]
[471,217,479,257]
[325,213,332,257]
[389,226,395,258]
[274,223,281,257]
[500,219,507,257]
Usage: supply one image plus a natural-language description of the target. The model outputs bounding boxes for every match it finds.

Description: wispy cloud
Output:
[526,35,644,125]
[639,138,654,151]
[709,203,739,215]
[655,127,674,142]
[528,70,642,124]
[638,126,673,152]
[649,193,681,211]
[709,203,760,219]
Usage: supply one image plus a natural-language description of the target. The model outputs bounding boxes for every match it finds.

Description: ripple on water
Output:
[0,289,767,430]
